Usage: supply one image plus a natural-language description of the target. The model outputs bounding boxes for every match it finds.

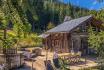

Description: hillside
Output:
[22,0,91,33]
[0,0,102,33]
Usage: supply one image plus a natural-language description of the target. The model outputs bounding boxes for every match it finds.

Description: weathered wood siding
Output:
[43,33,71,53]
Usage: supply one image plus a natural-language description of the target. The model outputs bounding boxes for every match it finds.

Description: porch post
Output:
[71,38,74,53]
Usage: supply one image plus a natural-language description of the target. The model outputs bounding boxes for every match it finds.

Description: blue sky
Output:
[60,0,104,10]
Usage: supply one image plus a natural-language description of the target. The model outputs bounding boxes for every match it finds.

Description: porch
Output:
[71,33,89,55]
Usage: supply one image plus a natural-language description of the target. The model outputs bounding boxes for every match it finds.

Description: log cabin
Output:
[41,15,103,55]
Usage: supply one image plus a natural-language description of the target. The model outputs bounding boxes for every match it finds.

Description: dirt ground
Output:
[16,51,98,70]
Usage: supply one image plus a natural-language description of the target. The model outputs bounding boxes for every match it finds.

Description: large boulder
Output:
[32,47,42,56]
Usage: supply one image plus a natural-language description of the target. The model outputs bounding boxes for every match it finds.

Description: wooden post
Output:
[85,56,87,66]
[72,38,74,51]
[45,47,48,70]
[20,53,21,66]
[3,28,11,70]
[46,47,48,62]
[31,58,34,70]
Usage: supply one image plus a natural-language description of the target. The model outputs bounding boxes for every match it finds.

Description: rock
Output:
[32,47,42,56]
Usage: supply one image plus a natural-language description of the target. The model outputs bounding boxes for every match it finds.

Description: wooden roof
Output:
[46,15,95,33]
[39,34,50,38]
[40,15,103,37]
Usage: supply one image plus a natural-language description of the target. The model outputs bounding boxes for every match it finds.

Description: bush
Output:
[17,33,42,48]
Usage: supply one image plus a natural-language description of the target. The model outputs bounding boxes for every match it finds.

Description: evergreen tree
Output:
[47,22,55,30]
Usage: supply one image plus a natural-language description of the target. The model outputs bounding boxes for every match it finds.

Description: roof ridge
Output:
[64,15,92,23]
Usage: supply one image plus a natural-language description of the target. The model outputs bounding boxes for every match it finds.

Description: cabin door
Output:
[72,38,80,53]
[54,39,61,52]
[81,37,88,55]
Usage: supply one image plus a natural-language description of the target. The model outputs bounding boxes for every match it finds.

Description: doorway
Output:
[72,39,79,52]
[81,37,88,55]
[72,37,80,53]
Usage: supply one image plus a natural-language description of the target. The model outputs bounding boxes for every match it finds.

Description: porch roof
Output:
[46,15,93,33]
[39,34,50,38]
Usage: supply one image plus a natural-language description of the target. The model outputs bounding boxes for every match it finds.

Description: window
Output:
[80,24,88,32]
[92,26,99,32]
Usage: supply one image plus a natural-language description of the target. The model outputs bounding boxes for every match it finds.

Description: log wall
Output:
[43,33,71,53]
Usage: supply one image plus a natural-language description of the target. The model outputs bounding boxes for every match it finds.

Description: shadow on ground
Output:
[13,65,36,70]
